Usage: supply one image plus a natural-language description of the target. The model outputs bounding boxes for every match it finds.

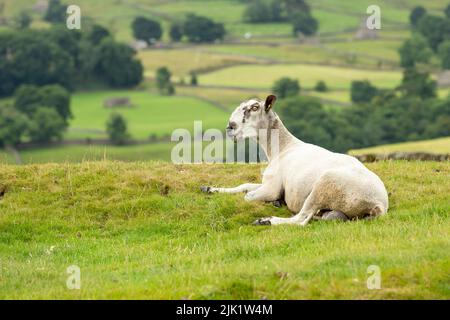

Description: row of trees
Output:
[243,0,318,36]
[401,5,450,69]
[273,66,449,153]
[0,24,143,97]
[0,84,71,151]
[132,14,226,44]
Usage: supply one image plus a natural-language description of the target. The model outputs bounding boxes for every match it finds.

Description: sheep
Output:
[201,95,389,226]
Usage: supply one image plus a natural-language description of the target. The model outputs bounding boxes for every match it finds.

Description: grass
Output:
[0,143,176,164]
[325,40,402,63]
[0,160,448,299]
[199,63,402,90]
[350,137,450,155]
[66,90,227,140]
[138,48,261,78]
[176,85,267,111]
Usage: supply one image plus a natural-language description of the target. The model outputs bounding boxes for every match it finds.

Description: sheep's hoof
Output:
[272,200,282,208]
[200,186,212,194]
[252,218,272,226]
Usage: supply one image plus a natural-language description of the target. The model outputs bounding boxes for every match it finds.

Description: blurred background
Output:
[0,0,449,164]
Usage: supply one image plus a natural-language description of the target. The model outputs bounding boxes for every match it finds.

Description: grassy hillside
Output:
[199,64,402,90]
[350,137,450,155]
[0,161,449,299]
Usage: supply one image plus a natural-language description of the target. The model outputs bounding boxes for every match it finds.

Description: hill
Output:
[0,161,449,299]
[350,137,450,155]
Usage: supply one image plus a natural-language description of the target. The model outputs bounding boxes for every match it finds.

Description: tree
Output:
[13,85,42,117]
[14,84,71,124]
[15,11,32,29]
[291,12,318,36]
[96,38,143,87]
[278,96,348,151]
[438,40,450,69]
[418,15,450,51]
[28,107,66,142]
[398,35,432,68]
[169,24,183,42]
[351,80,378,103]
[39,85,71,124]
[132,17,162,44]
[282,0,311,14]
[0,105,29,147]
[244,1,271,23]
[44,0,66,23]
[190,72,198,86]
[87,24,110,44]
[183,14,225,43]
[272,78,300,99]
[0,104,28,164]
[314,80,328,92]
[156,67,175,95]
[0,30,75,96]
[409,6,426,27]
[445,4,450,18]
[398,68,437,99]
[243,0,285,23]
[106,113,129,145]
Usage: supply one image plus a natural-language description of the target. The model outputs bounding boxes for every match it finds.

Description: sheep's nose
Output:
[227,121,237,130]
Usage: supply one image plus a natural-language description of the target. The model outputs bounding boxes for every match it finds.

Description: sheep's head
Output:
[226,95,277,141]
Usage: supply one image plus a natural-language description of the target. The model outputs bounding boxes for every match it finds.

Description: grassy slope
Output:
[350,137,450,155]
[66,91,227,140]
[199,64,402,90]
[0,161,449,299]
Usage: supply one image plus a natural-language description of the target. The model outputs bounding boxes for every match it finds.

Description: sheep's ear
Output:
[264,95,277,112]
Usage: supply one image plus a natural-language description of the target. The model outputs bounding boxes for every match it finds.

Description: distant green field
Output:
[326,40,402,62]
[176,85,267,110]
[203,43,384,68]
[138,48,261,78]
[199,63,402,90]
[66,91,227,140]
[350,137,450,155]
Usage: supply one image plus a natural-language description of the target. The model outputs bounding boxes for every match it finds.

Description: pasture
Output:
[350,137,450,155]
[0,161,448,299]
[199,64,403,90]
[66,91,227,140]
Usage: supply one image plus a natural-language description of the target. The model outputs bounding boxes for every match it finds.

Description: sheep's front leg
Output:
[200,183,261,194]
[244,183,280,202]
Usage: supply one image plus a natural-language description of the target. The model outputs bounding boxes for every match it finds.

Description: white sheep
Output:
[201,95,389,226]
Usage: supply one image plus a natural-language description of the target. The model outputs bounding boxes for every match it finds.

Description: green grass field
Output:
[138,49,262,79]
[66,90,227,140]
[350,137,450,155]
[199,63,402,90]
[0,161,448,299]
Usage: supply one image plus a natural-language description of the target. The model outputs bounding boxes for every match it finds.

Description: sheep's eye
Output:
[251,104,259,111]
